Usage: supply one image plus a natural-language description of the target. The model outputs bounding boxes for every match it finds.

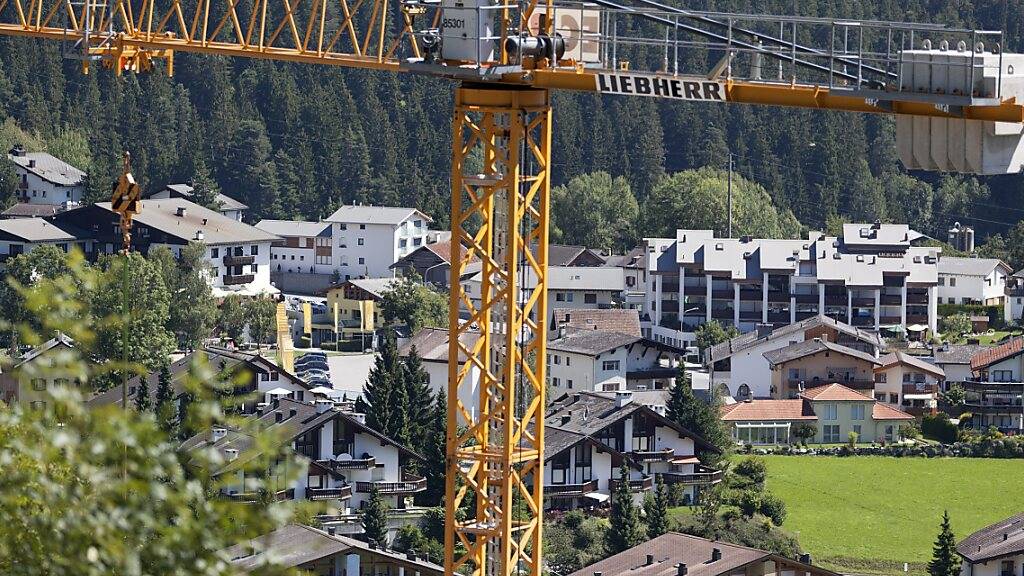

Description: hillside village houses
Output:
[956,512,1024,576]
[0,334,85,408]
[148,183,249,222]
[936,255,1013,306]
[7,146,86,207]
[546,329,686,393]
[1006,268,1024,324]
[0,217,89,267]
[962,338,1024,434]
[643,223,941,351]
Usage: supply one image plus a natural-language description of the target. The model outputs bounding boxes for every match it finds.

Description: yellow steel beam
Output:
[446,85,550,576]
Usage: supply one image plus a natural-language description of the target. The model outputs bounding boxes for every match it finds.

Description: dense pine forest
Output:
[0,0,1023,256]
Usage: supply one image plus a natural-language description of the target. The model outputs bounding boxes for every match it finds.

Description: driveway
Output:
[326,353,375,399]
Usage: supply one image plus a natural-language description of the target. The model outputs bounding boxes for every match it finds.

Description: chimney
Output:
[558,324,567,339]
[27,159,35,168]
[195,230,204,241]
[799,553,812,565]
[561,415,571,425]
[1004,533,1009,541]
[176,206,187,217]
[711,548,722,562]
[327,527,336,536]
[211,427,228,443]
[614,390,633,408]
[677,564,688,576]
[646,554,654,566]
[224,448,239,461]
[407,551,417,561]
[315,399,333,414]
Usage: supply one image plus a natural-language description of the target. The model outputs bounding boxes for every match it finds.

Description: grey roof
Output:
[324,205,431,225]
[547,330,641,356]
[708,314,885,363]
[1,203,60,218]
[346,277,402,299]
[568,532,839,576]
[842,222,914,248]
[1014,268,1024,279]
[548,244,606,267]
[225,524,444,573]
[933,343,991,365]
[8,151,85,186]
[0,218,76,242]
[15,333,76,368]
[162,184,249,211]
[957,512,1024,563]
[939,256,1011,277]
[397,327,481,364]
[92,198,279,246]
[763,338,882,367]
[602,246,645,268]
[876,351,944,377]
[255,219,332,238]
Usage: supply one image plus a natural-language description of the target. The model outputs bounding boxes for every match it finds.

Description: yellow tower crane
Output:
[2,1,1023,574]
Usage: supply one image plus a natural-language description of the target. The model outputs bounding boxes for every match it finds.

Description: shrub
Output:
[847,431,859,448]
[940,313,972,339]
[792,424,817,446]
[899,423,921,440]
[733,458,768,490]
[922,413,960,444]
[738,490,760,518]
[759,492,787,526]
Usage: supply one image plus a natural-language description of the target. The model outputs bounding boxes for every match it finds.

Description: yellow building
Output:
[316,278,401,347]
[0,334,86,408]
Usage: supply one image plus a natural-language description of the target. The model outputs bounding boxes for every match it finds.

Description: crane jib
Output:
[595,71,725,102]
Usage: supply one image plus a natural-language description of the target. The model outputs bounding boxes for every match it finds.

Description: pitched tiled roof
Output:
[548,244,604,266]
[1,203,60,218]
[547,330,641,355]
[938,256,1011,277]
[934,343,990,365]
[9,150,85,186]
[957,512,1024,563]
[708,314,884,363]
[876,351,944,378]
[971,337,1024,371]
[255,219,331,237]
[397,327,481,364]
[872,403,915,421]
[800,383,873,402]
[763,339,881,368]
[719,399,817,421]
[555,308,642,337]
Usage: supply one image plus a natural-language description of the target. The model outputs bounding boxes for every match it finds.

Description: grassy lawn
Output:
[760,455,1024,575]
[949,330,1022,345]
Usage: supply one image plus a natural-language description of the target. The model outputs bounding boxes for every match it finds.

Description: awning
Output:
[266,387,293,396]
[903,393,935,400]
[907,324,929,332]
[584,492,610,503]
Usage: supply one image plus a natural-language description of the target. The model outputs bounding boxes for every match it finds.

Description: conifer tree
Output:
[154,362,175,433]
[403,345,433,448]
[666,365,730,466]
[606,463,645,554]
[133,375,150,412]
[927,511,960,576]
[417,389,448,506]
[362,486,390,547]
[389,367,411,446]
[645,475,670,538]
[362,334,400,434]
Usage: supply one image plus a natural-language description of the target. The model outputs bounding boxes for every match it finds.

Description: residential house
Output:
[389,235,469,287]
[1,203,61,219]
[8,146,86,207]
[873,351,943,415]
[0,334,86,407]
[934,342,991,387]
[225,524,443,575]
[181,398,426,537]
[964,338,1024,434]
[0,218,88,267]
[956,512,1024,576]
[569,532,839,576]
[256,219,336,294]
[397,327,481,423]
[707,314,886,400]
[1006,268,1024,325]
[316,278,401,347]
[643,223,940,350]
[150,183,249,221]
[324,205,433,280]
[937,256,1012,306]
[549,244,607,267]
[87,347,313,414]
[721,383,915,445]
[602,246,648,312]
[546,329,686,393]
[764,338,882,400]
[544,391,721,509]
[52,198,279,295]
[553,308,642,338]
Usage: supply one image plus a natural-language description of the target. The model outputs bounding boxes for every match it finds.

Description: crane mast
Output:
[0,1,1022,575]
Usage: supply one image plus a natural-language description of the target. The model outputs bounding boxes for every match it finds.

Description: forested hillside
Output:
[0,0,1022,256]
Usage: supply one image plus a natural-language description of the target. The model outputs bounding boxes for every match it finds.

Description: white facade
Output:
[8,149,86,206]
[937,256,1011,306]
[326,206,432,281]
[203,241,276,295]
[960,553,1024,576]
[546,337,681,393]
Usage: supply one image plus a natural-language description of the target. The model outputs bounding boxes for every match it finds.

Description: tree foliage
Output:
[666,366,731,466]
[380,278,447,333]
[927,511,960,576]
[551,172,638,250]
[694,320,740,357]
[361,486,390,547]
[606,463,645,554]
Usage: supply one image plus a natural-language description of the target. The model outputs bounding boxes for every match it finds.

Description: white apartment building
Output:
[7,146,86,206]
[543,391,721,509]
[52,198,279,295]
[325,205,433,280]
[936,256,1012,306]
[257,220,334,276]
[644,223,940,350]
[546,329,686,393]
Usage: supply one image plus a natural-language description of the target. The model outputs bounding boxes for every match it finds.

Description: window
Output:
[993,370,1013,382]
[889,392,899,403]
[551,377,560,387]
[584,293,597,304]
[31,378,46,391]
[602,360,620,371]
[884,425,895,442]
[357,238,364,246]
[399,239,407,248]
[565,292,574,302]
[294,429,320,459]
[551,451,569,484]
[631,413,654,451]
[903,373,911,383]
[555,293,565,302]
[359,224,366,230]
[875,372,887,383]
[333,420,355,455]
[949,277,956,287]
[413,238,422,246]
[358,257,365,265]
[414,219,423,228]
[574,444,592,482]
[853,424,862,436]
[566,356,571,367]
[567,379,573,388]
[938,277,945,286]
[874,393,886,402]
[789,368,801,380]
[822,424,840,443]
[340,223,347,230]
[30,401,46,410]
[851,404,865,420]
[54,378,69,387]
[251,245,258,255]
[553,355,561,365]
[821,403,838,420]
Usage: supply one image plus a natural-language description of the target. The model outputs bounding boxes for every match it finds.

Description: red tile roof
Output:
[971,337,1024,371]
[800,383,873,402]
[872,403,916,421]
[720,399,817,421]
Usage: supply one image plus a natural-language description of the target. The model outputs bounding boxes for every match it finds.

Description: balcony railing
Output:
[906,293,929,305]
[223,254,255,266]
[306,485,354,501]
[608,476,654,493]
[794,293,818,304]
[790,379,874,391]
[906,314,928,324]
[317,456,376,471]
[545,479,598,497]
[903,383,938,394]
[880,294,902,306]
[223,273,256,286]
[223,488,294,502]
[631,448,674,463]
[355,473,427,494]
[768,291,791,303]
[658,468,723,486]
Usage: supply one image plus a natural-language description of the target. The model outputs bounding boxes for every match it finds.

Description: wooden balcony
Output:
[223,273,256,286]
[317,456,376,471]
[903,383,938,395]
[223,488,294,502]
[355,473,426,494]
[658,468,723,486]
[608,476,654,493]
[223,254,255,266]
[306,485,354,501]
[545,479,599,498]
[631,448,674,463]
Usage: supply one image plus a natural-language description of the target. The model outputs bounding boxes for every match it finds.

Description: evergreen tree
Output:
[133,375,150,412]
[390,368,411,446]
[188,160,223,210]
[665,365,731,467]
[362,486,390,547]
[927,511,960,576]
[362,334,401,435]
[154,362,175,433]
[644,475,669,538]
[606,463,645,554]
[403,345,434,449]
[417,389,448,506]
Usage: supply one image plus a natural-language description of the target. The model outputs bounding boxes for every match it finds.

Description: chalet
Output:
[546,330,687,393]
[956,512,1024,576]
